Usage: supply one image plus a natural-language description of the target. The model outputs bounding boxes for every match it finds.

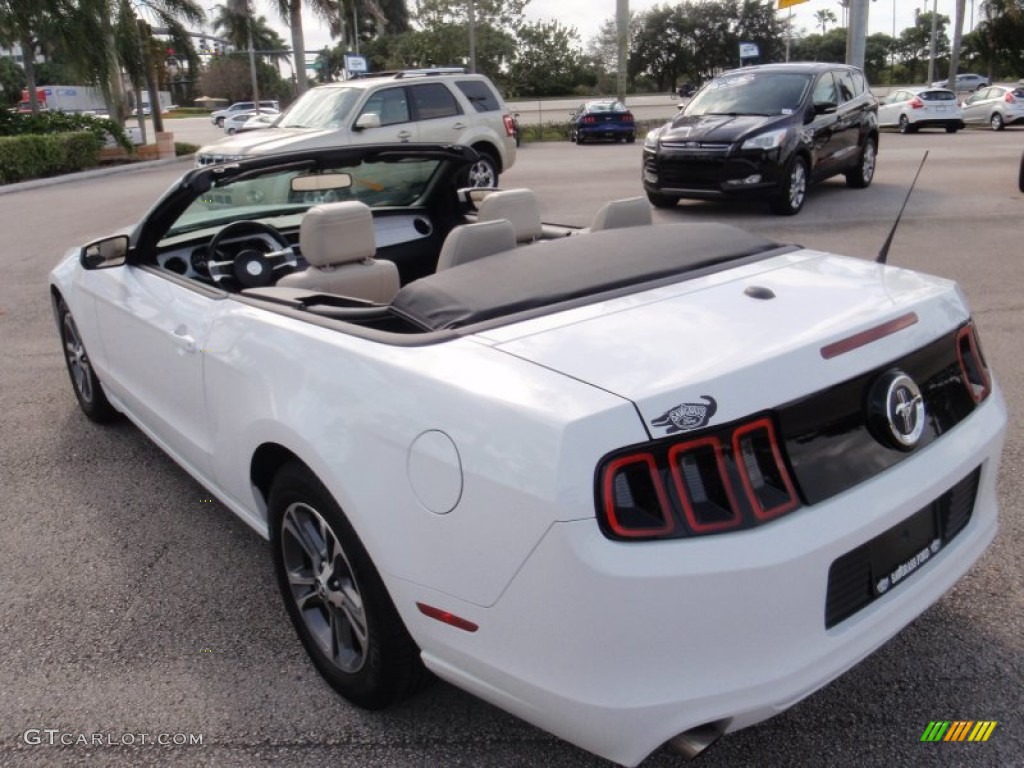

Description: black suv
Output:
[642,62,879,215]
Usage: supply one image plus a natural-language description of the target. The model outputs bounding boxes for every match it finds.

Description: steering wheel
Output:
[207,221,297,289]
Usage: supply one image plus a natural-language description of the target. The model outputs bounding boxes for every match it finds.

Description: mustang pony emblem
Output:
[651,396,718,433]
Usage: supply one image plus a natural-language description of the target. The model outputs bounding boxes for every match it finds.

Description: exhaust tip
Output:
[668,719,729,760]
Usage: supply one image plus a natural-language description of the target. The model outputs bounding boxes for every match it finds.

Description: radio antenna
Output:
[877,150,928,264]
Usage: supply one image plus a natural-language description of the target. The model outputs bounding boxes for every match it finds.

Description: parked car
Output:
[50,141,1005,768]
[197,69,516,188]
[961,84,1024,131]
[223,107,280,135]
[643,62,879,215]
[878,87,963,133]
[569,99,636,144]
[931,73,988,91]
[210,99,281,127]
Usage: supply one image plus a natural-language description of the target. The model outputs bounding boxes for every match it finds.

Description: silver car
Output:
[878,87,963,133]
[931,73,988,91]
[961,85,1024,131]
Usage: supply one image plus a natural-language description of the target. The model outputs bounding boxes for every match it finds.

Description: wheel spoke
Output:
[282,510,324,570]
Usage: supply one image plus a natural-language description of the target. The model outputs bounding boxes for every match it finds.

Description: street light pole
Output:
[467,0,476,73]
[616,0,628,101]
[926,0,938,84]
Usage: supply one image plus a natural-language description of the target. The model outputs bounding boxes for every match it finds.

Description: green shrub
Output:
[175,142,199,156]
[0,132,103,185]
[0,110,132,151]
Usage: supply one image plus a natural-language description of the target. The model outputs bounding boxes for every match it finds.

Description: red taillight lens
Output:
[732,419,799,521]
[601,454,676,538]
[910,98,924,109]
[597,416,800,541]
[956,322,992,403]
[623,113,634,123]
[1005,92,1015,103]
[582,115,596,124]
[502,113,516,136]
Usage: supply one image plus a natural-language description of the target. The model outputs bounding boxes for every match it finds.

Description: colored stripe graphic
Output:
[969,722,998,742]
[921,721,997,742]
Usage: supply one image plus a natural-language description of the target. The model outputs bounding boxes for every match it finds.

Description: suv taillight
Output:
[597,415,800,541]
[957,322,992,404]
[502,114,516,136]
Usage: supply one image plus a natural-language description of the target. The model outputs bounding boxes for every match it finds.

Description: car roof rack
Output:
[354,68,468,80]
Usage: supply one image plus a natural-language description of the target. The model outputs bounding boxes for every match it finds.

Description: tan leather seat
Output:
[278,201,399,303]
[477,189,542,243]
[436,219,517,271]
[589,197,653,231]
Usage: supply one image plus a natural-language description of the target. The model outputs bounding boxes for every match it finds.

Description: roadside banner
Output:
[778,0,809,8]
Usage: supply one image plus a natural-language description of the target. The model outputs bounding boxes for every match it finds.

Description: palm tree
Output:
[0,0,79,112]
[268,0,337,96]
[814,8,838,35]
[212,3,287,58]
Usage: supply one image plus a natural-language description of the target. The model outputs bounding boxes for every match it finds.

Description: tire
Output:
[215,117,225,128]
[1018,149,1024,193]
[770,155,808,215]
[57,298,118,423]
[898,115,912,134]
[945,125,958,133]
[269,462,427,710]
[990,113,1005,131]
[626,134,636,144]
[465,151,498,188]
[575,132,585,145]
[845,136,877,189]
[646,191,679,209]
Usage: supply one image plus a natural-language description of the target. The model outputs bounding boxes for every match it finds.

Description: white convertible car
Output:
[50,144,1005,765]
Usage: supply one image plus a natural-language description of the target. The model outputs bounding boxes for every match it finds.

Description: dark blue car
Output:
[569,99,636,144]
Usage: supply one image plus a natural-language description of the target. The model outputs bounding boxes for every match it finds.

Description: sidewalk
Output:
[0,154,192,197]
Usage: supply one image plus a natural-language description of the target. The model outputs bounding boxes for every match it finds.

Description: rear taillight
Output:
[956,322,992,403]
[598,415,800,541]
[1005,92,1016,103]
[502,113,516,136]
[623,113,634,123]
[583,115,596,124]
[910,98,924,109]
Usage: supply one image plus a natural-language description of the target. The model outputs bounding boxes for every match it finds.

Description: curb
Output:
[0,154,193,196]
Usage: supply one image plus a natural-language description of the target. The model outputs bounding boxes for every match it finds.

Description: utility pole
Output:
[468,0,476,73]
[616,0,628,101]
[926,0,939,84]
[845,0,870,70]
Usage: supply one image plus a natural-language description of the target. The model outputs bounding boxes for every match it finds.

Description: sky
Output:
[251,0,983,66]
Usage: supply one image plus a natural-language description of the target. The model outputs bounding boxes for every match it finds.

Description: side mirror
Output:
[81,235,129,270]
[354,112,381,131]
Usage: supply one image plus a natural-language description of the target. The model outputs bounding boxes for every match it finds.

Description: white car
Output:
[931,73,988,91]
[196,69,517,187]
[49,144,1006,767]
[961,84,1024,131]
[223,107,280,134]
[878,87,964,133]
[209,99,280,127]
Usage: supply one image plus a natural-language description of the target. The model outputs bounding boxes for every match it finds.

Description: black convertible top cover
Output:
[391,223,783,331]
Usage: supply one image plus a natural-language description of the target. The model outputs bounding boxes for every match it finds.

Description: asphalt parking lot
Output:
[1,126,1022,767]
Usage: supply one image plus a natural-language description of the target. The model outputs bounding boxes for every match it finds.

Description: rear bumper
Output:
[404,391,1005,766]
[579,124,635,140]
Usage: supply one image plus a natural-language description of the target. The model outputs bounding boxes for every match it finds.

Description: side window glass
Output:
[836,71,856,102]
[361,87,410,126]
[813,73,839,105]
[455,79,501,112]
[851,71,866,95]
[410,83,462,120]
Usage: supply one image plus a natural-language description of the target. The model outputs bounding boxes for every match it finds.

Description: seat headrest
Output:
[300,201,376,268]
[437,219,517,271]
[589,197,653,231]
[477,188,542,243]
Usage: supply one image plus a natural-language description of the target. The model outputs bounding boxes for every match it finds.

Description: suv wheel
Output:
[770,156,808,215]
[845,136,876,189]
[466,152,498,187]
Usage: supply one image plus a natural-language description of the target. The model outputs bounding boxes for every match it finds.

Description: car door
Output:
[353,86,419,143]
[877,90,906,127]
[86,266,221,479]
[806,71,844,177]
[408,82,467,144]
[962,88,990,123]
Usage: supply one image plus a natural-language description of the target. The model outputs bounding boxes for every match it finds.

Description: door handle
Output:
[171,324,196,354]
[452,122,467,130]
[397,130,412,141]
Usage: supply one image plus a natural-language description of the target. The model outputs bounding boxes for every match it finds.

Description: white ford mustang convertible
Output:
[49,144,1006,765]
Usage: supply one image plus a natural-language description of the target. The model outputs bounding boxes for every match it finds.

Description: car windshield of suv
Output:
[685,73,812,117]
[276,87,362,130]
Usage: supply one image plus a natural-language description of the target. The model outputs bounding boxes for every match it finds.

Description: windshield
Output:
[276,87,361,130]
[163,156,444,240]
[685,73,812,117]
